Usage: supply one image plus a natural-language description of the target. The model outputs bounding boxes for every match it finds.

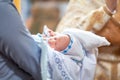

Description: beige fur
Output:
[56,0,105,32]
[56,0,120,46]
[56,1,120,80]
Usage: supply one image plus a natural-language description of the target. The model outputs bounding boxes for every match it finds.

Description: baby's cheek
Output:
[48,41,55,49]
[55,44,64,51]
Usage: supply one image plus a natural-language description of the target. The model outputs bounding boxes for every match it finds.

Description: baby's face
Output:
[48,34,70,51]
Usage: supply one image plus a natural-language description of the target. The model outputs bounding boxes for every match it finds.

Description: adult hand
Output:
[105,0,117,12]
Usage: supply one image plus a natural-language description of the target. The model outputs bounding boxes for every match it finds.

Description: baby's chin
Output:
[52,47,63,52]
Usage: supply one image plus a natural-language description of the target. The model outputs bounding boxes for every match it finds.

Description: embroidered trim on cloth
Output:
[61,34,73,54]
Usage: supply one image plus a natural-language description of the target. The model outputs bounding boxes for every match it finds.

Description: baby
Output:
[33,26,110,62]
[46,28,84,61]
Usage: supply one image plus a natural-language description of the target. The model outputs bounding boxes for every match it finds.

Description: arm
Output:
[105,0,117,12]
[82,7,111,31]
[83,0,117,31]
[0,2,41,80]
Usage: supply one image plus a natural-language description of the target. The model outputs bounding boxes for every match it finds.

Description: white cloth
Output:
[62,28,110,62]
[60,33,85,61]
[32,29,110,80]
[62,29,110,50]
[47,45,98,80]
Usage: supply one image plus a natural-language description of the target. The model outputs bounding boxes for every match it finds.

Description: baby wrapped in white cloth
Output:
[32,27,110,80]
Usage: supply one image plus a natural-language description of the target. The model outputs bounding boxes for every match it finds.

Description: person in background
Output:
[0,0,42,80]
[56,0,117,33]
[0,0,117,80]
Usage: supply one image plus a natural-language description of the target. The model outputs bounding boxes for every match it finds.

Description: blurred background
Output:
[14,0,120,80]
[17,0,69,34]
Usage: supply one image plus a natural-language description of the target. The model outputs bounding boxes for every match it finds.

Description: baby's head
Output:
[43,26,71,52]
[48,34,70,51]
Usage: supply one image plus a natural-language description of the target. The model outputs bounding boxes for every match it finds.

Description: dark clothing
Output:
[0,0,42,80]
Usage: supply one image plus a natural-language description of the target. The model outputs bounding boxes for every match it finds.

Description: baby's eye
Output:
[54,37,57,40]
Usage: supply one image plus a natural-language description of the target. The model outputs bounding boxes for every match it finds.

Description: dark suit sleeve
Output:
[0,2,42,80]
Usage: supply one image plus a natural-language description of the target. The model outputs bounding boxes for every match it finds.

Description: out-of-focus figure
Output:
[26,1,60,34]
[56,0,120,80]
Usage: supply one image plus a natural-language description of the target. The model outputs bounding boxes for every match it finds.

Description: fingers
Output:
[105,0,117,12]
[48,29,56,36]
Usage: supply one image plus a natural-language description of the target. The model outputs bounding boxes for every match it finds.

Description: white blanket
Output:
[32,29,110,80]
